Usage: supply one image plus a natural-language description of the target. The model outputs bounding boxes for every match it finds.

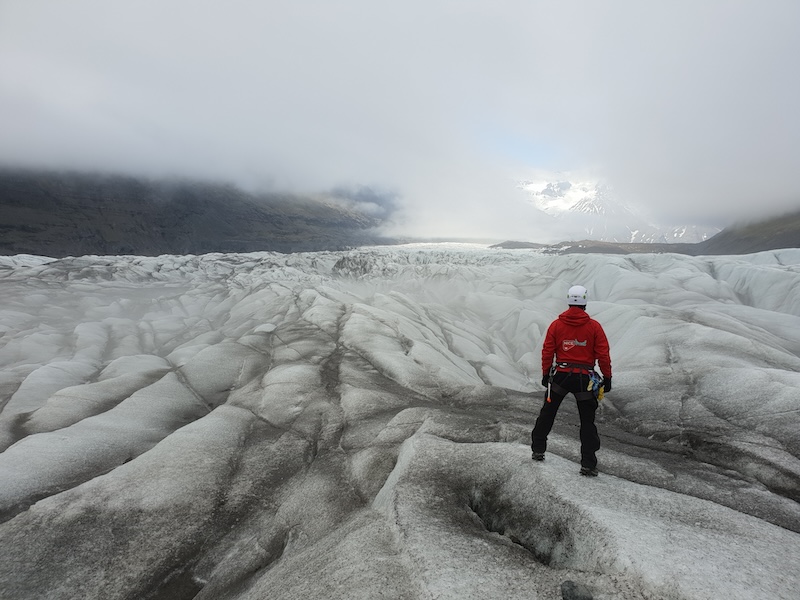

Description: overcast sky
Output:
[1,1,798,240]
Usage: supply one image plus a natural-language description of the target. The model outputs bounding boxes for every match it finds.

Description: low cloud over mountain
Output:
[2,170,797,259]
[0,170,393,257]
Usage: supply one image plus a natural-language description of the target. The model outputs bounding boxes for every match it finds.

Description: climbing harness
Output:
[546,363,599,402]
[555,361,595,374]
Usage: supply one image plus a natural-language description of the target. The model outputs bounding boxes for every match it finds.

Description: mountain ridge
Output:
[0,169,393,257]
[2,169,797,258]
[492,207,800,255]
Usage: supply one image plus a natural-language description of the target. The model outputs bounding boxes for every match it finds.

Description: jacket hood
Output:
[559,306,590,327]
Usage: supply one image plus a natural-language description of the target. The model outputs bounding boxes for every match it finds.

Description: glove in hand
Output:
[541,375,549,387]
[603,377,612,393]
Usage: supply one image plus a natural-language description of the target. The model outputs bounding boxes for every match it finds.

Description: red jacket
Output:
[541,306,612,378]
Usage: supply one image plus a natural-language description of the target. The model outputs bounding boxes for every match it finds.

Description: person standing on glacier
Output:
[531,285,612,476]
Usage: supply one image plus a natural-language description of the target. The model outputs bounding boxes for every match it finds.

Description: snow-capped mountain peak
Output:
[519,179,602,216]
[518,178,719,244]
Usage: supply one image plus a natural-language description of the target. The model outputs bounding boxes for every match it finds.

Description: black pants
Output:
[531,371,600,469]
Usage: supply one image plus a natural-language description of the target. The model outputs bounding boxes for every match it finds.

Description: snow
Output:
[517,178,721,243]
[0,245,799,599]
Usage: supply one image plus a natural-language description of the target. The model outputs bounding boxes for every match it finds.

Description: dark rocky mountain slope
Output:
[0,169,393,257]
[696,209,800,255]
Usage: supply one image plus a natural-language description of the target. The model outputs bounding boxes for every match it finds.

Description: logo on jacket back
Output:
[563,339,587,351]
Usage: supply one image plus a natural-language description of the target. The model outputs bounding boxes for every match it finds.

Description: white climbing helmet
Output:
[567,285,588,306]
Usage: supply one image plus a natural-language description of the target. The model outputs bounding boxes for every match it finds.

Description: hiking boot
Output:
[531,451,545,461]
[580,466,598,477]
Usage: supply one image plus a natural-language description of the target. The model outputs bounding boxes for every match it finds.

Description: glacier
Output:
[0,245,798,599]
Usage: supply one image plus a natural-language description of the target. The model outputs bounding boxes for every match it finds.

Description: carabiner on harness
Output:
[587,371,604,401]
[545,364,557,403]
